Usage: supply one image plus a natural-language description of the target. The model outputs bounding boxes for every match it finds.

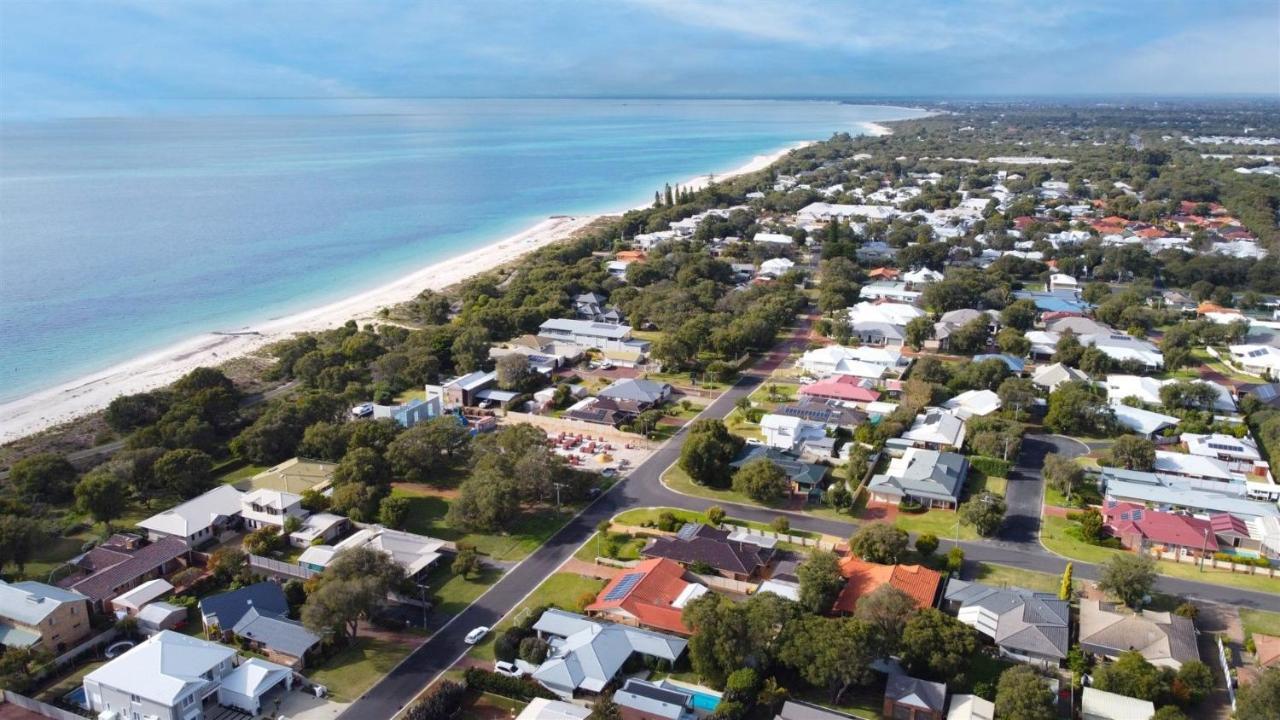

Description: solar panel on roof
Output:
[604,572,645,601]
[1107,500,1118,508]
[1132,509,1143,521]
[1120,512,1130,520]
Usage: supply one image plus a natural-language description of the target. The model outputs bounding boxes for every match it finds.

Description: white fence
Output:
[249,554,317,580]
[1218,636,1236,712]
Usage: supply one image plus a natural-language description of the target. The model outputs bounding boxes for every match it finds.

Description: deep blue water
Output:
[0,99,926,401]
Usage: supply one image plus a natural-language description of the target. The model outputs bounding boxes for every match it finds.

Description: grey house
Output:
[529,609,686,698]
[867,448,968,509]
[944,580,1070,668]
[614,678,695,720]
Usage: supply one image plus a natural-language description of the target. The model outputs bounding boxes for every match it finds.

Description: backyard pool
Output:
[62,686,89,710]
[659,679,722,712]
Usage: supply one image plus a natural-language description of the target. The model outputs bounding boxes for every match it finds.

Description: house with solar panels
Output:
[528,609,687,698]
[584,559,707,636]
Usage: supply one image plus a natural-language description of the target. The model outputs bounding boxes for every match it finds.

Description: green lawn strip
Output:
[613,506,819,541]
[1241,609,1280,643]
[972,562,1069,594]
[460,692,528,720]
[391,484,578,562]
[663,465,858,527]
[424,564,506,618]
[966,471,1007,497]
[1041,516,1280,593]
[395,388,428,404]
[467,573,607,663]
[308,636,421,702]
[793,687,884,720]
[891,508,980,542]
[215,460,270,485]
[35,659,106,703]
[573,531,646,563]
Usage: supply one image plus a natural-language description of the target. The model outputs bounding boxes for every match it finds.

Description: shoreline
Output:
[0,139,813,444]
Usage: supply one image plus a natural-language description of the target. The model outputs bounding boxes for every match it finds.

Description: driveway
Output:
[999,434,1086,545]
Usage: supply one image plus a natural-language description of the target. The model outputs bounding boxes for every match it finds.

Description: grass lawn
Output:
[309,635,422,702]
[392,484,577,562]
[467,573,606,663]
[424,564,505,618]
[723,409,765,441]
[215,460,270,486]
[395,388,428,404]
[460,692,528,720]
[890,508,980,542]
[1241,609,1280,642]
[972,562,1070,594]
[1041,515,1280,593]
[613,506,819,541]
[35,659,106,703]
[967,472,1007,497]
[661,465,853,523]
[573,531,647,563]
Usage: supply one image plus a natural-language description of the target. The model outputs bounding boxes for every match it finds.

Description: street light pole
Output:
[1199,527,1209,572]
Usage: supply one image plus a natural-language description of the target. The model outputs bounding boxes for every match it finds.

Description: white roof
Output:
[1153,451,1236,482]
[517,698,591,720]
[219,657,293,699]
[85,630,236,706]
[943,390,1001,419]
[1032,362,1088,389]
[903,268,944,284]
[756,580,800,601]
[1080,687,1154,720]
[1110,404,1180,436]
[136,601,185,626]
[1230,344,1280,371]
[297,545,338,568]
[138,485,244,539]
[334,526,447,577]
[753,232,794,244]
[848,301,924,327]
[903,410,966,447]
[1182,433,1261,461]
[242,488,300,511]
[1105,375,1166,405]
[760,257,795,275]
[111,579,174,611]
[761,414,805,433]
[947,694,995,720]
[671,583,708,609]
[1049,273,1079,285]
[0,581,87,625]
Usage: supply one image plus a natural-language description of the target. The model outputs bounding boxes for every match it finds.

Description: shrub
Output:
[494,627,529,662]
[518,636,550,664]
[463,667,558,701]
[915,533,939,557]
[706,506,726,526]
[899,499,927,514]
[657,511,680,532]
[771,516,790,533]
[968,455,1011,479]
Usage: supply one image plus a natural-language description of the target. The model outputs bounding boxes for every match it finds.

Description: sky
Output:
[1,0,1277,117]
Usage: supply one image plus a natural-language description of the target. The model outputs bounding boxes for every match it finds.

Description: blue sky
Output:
[2,0,1276,116]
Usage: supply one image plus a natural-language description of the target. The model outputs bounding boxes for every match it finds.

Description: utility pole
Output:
[1199,527,1210,572]
[553,482,566,513]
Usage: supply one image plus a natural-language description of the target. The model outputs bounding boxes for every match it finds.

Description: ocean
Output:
[0,99,926,401]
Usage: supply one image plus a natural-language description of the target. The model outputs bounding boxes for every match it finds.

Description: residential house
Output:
[584,559,707,636]
[137,602,188,635]
[943,580,1069,668]
[1012,290,1091,315]
[429,370,498,408]
[574,293,625,324]
[775,702,859,720]
[1102,501,1217,558]
[753,232,795,246]
[1230,344,1280,377]
[614,678,696,720]
[832,558,941,614]
[942,389,1001,419]
[1106,375,1234,413]
[972,354,1026,374]
[537,319,651,356]
[299,526,448,582]
[1047,273,1080,294]
[760,257,796,278]
[1080,687,1154,720]
[1210,513,1257,554]
[0,581,91,652]
[597,378,672,409]
[946,695,994,720]
[859,281,921,303]
[517,698,592,720]
[370,395,443,428]
[1031,362,1089,392]
[730,446,829,499]
[137,484,245,548]
[903,267,944,290]
[797,345,906,379]
[529,609,687,697]
[642,523,776,581]
[111,578,174,617]
[84,630,295,719]
[931,309,998,351]
[867,267,901,281]
[901,410,967,451]
[760,414,826,452]
[1079,334,1164,369]
[1238,382,1280,409]
[1078,599,1199,669]
[867,448,968,509]
[1099,467,1280,520]
[199,582,318,668]
[239,489,347,548]
[1182,433,1263,474]
[797,375,880,404]
[58,534,189,610]
[1110,404,1180,439]
[883,673,946,720]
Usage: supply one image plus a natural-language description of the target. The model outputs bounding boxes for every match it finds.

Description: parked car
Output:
[494,661,524,677]
[350,403,374,418]
[464,626,490,644]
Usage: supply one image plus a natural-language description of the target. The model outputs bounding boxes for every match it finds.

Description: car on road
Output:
[494,661,525,677]
[464,626,490,644]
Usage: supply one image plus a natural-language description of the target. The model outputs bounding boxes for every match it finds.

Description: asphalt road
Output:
[341,342,1280,718]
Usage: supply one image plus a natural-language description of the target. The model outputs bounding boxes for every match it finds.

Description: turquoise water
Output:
[688,689,722,712]
[0,99,926,401]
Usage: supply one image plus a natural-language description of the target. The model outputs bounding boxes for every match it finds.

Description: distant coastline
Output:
[0,124,886,444]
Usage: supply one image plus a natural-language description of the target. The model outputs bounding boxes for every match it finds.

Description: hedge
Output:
[968,455,1011,479]
[463,667,558,701]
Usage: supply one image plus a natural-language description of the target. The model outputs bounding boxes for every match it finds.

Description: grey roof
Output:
[531,610,687,694]
[0,581,88,626]
[885,673,946,712]
[231,607,319,658]
[1100,469,1280,519]
[851,321,904,342]
[868,449,967,503]
[643,523,774,577]
[945,580,1069,659]
[1079,600,1198,668]
[539,318,632,340]
[598,378,669,404]
[731,446,828,488]
[615,679,691,720]
[776,701,859,720]
[200,582,290,630]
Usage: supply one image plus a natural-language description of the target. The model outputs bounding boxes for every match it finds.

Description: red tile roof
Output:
[868,267,900,280]
[1103,502,1217,552]
[799,375,880,403]
[1210,513,1249,536]
[585,558,695,635]
[1136,227,1168,239]
[833,557,941,614]
[1253,633,1280,668]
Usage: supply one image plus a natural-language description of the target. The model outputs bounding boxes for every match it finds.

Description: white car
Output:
[494,661,524,677]
[464,626,490,644]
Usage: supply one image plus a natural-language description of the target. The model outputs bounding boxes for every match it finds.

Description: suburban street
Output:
[339,330,1280,719]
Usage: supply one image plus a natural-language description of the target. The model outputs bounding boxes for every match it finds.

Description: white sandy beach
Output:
[0,142,810,443]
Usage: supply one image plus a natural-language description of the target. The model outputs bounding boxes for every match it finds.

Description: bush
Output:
[494,627,529,663]
[657,511,680,532]
[899,499,927,514]
[968,455,1011,479]
[518,636,550,664]
[915,533,939,557]
[706,506,726,526]
[404,680,468,720]
[771,516,790,533]
[463,667,558,701]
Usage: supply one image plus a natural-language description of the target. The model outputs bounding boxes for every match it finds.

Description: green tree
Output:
[386,415,473,484]
[1109,435,1156,471]
[1043,454,1086,500]
[1079,508,1104,543]
[948,316,992,355]
[301,546,406,639]
[0,515,42,576]
[853,584,917,653]
[1235,667,1280,720]
[153,448,215,499]
[731,458,790,503]
[74,469,130,530]
[946,546,965,572]
[298,421,350,462]
[450,326,491,373]
[1098,553,1157,608]
[1045,381,1114,436]
[900,608,979,682]
[796,550,844,614]
[1059,563,1073,601]
[1173,660,1214,706]
[849,524,909,564]
[958,492,1006,537]
[452,543,483,579]
[9,453,77,503]
[1151,707,1189,720]
[1092,651,1167,701]
[996,327,1031,357]
[679,420,744,489]
[495,354,531,391]
[904,316,933,350]
[914,533,939,557]
[994,665,1056,720]
[997,377,1037,418]
[1000,299,1038,331]
[778,616,878,703]
[377,495,410,528]
[333,447,392,488]
[105,447,167,507]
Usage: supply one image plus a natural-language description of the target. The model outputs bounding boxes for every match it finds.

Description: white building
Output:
[753,232,795,245]
[903,268,944,289]
[137,485,245,548]
[859,281,922,303]
[848,301,924,327]
[300,526,448,581]
[1048,274,1080,294]
[901,410,967,450]
[1031,362,1089,392]
[1230,344,1280,377]
[759,414,826,452]
[1080,687,1154,720]
[942,390,1002,420]
[797,345,905,379]
[759,257,796,277]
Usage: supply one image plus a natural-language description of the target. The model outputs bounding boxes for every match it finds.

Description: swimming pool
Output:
[62,687,89,710]
[658,679,722,712]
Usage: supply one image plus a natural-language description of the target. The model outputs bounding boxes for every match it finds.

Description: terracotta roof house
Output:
[867,267,900,280]
[833,558,941,614]
[1251,633,1280,668]
[943,580,1070,667]
[643,524,776,581]
[58,534,188,608]
[883,673,946,720]
[797,375,880,404]
[585,559,707,636]
[1102,502,1217,558]
[1079,599,1199,669]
